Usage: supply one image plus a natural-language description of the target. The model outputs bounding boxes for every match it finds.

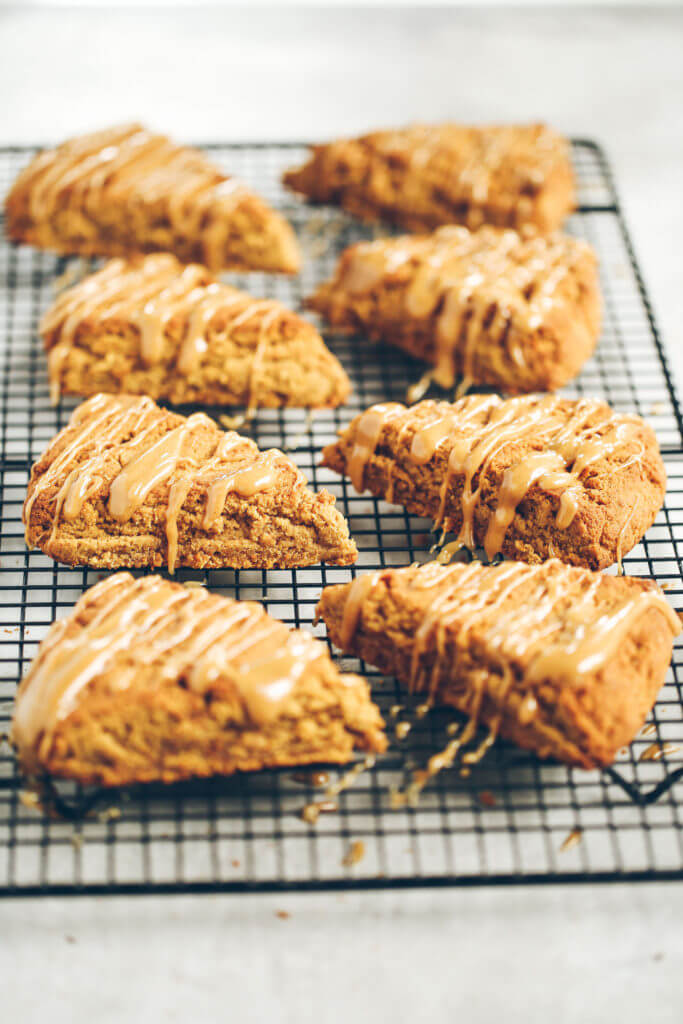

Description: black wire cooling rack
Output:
[1,140,683,896]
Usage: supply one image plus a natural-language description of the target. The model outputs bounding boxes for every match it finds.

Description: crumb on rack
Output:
[97,806,121,822]
[478,790,497,807]
[342,840,365,867]
[19,789,41,812]
[560,827,582,852]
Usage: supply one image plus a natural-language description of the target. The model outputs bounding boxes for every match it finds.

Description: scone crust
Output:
[42,255,351,409]
[317,562,679,769]
[13,573,386,786]
[6,124,300,274]
[25,394,357,570]
[321,395,665,571]
[284,123,575,233]
[307,225,601,393]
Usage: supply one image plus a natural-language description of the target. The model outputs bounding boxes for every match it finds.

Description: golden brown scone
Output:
[41,254,351,408]
[284,123,575,233]
[5,123,300,274]
[307,225,600,392]
[24,394,357,571]
[316,561,680,770]
[12,573,386,787]
[321,394,666,571]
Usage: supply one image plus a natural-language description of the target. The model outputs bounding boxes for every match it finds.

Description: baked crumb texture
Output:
[5,123,300,274]
[317,561,681,769]
[12,573,386,786]
[41,254,351,408]
[24,393,358,571]
[321,394,665,571]
[307,225,601,392]
[284,123,575,234]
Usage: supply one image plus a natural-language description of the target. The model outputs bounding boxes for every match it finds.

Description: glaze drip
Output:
[288,123,574,235]
[337,561,681,732]
[41,254,288,408]
[337,394,647,560]
[347,403,403,493]
[12,573,328,759]
[11,124,273,271]
[23,394,302,573]
[336,225,595,387]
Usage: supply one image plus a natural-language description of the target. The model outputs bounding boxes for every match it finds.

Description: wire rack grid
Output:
[0,139,683,896]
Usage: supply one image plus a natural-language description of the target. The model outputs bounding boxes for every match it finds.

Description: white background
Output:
[1,5,683,1022]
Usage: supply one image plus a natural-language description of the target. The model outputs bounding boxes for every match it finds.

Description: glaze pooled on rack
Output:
[24,393,358,572]
[12,573,386,786]
[322,393,666,571]
[5,123,300,274]
[41,254,351,409]
[307,224,601,394]
[317,561,681,769]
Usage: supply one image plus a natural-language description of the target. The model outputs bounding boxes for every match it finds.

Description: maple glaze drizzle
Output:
[336,224,592,388]
[12,573,331,761]
[201,449,289,531]
[301,123,568,236]
[347,404,403,493]
[615,495,641,576]
[300,753,377,826]
[41,254,288,408]
[560,828,583,852]
[406,368,436,405]
[389,123,567,216]
[300,800,338,824]
[23,394,299,573]
[338,394,647,561]
[339,572,384,648]
[336,561,681,775]
[639,742,680,763]
[291,770,329,788]
[14,124,257,270]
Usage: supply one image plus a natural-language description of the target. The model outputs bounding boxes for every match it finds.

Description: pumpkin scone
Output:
[5,123,300,274]
[284,123,575,233]
[41,254,351,408]
[321,394,665,571]
[12,573,386,786]
[24,394,357,571]
[307,225,600,393]
[316,561,680,770]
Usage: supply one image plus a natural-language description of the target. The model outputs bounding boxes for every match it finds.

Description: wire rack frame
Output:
[0,139,683,897]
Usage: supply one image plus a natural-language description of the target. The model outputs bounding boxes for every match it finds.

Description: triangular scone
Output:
[317,562,680,769]
[12,573,386,787]
[307,225,600,393]
[321,395,665,571]
[41,254,351,408]
[284,123,575,234]
[5,123,300,274]
[24,394,357,571]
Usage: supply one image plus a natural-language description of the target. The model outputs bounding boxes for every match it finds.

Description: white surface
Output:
[2,6,683,1021]
[3,884,682,1023]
